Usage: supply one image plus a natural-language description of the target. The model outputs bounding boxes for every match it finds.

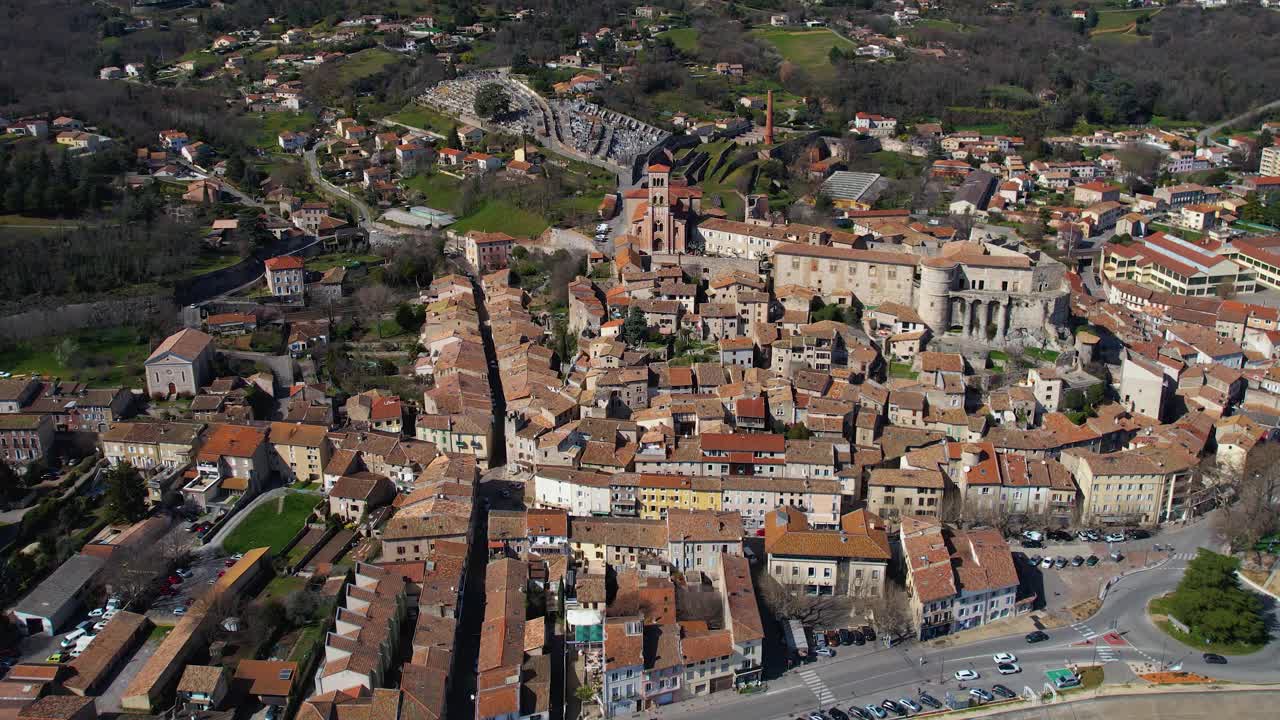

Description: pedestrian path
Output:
[798,668,836,706]
[1169,552,1196,561]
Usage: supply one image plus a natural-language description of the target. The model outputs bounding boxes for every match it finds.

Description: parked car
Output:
[815,647,835,657]
[969,688,993,703]
[1203,653,1228,665]
[861,626,876,641]
[230,553,244,561]
[814,631,827,648]
[847,707,871,720]
[1104,533,1126,543]
[808,712,826,720]
[954,669,979,681]
[839,628,854,645]
[175,568,193,578]
[826,630,841,647]
[992,684,1016,699]
[864,706,887,720]
[880,700,905,717]
[45,652,66,663]
[1028,555,1042,566]
[917,693,941,709]
[1047,530,1073,542]
[851,630,865,645]
[898,698,920,713]
[1021,529,1043,541]
[1086,555,1100,566]
[1071,556,1085,566]
[1025,630,1050,643]
[1110,551,1124,562]
[87,608,105,618]
[1040,557,1054,569]
[1127,529,1150,540]
[173,607,186,616]
[93,621,108,632]
[997,663,1021,675]
[993,652,1017,664]
[828,708,849,720]
[1054,556,1068,568]
[1020,539,1043,549]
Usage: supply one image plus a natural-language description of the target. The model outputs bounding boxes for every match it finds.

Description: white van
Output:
[60,628,87,648]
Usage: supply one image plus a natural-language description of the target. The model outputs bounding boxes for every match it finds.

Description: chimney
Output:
[765,90,774,145]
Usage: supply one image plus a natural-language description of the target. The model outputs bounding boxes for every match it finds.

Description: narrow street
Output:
[444,269,511,720]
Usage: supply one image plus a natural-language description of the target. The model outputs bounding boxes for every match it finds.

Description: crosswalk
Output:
[798,668,836,705]
[1070,622,1120,663]
[1169,552,1195,561]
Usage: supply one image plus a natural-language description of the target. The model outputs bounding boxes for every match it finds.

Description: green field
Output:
[305,252,382,271]
[750,28,855,79]
[337,48,402,83]
[403,173,463,210]
[390,105,457,136]
[0,326,151,387]
[450,200,549,237]
[1093,9,1155,33]
[914,19,968,33]
[222,492,320,556]
[660,27,700,53]
[245,111,318,151]
[954,122,1014,136]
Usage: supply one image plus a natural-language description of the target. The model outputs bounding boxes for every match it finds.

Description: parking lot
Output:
[1012,530,1178,613]
[146,551,239,622]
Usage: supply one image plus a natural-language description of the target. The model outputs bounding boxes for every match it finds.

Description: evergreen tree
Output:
[622,306,648,347]
[104,462,147,524]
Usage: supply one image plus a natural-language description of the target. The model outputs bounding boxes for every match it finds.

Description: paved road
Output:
[304,145,374,226]
[1197,98,1280,146]
[647,515,1277,720]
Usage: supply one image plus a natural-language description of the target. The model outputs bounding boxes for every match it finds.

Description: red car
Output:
[224,559,236,567]
[217,570,226,578]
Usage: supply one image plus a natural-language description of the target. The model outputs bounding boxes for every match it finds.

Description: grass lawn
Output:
[0,326,151,386]
[289,624,325,662]
[305,252,382,271]
[869,151,925,180]
[245,111,319,152]
[390,105,457,136]
[1023,347,1060,363]
[259,575,306,603]
[337,48,401,84]
[184,251,245,278]
[1151,223,1204,242]
[222,492,320,556]
[148,624,175,642]
[889,361,918,379]
[660,27,700,53]
[750,28,855,80]
[1092,8,1157,34]
[955,122,1013,136]
[1149,116,1202,130]
[402,173,463,211]
[450,200,549,237]
[1148,594,1266,655]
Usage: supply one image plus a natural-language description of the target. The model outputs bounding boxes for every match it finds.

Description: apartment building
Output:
[763,508,891,598]
[1061,444,1198,526]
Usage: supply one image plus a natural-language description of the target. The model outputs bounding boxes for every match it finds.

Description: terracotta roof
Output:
[200,423,266,458]
[265,255,305,271]
[869,468,945,488]
[146,328,212,363]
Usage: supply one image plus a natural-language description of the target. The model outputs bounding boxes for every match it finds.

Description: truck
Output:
[783,618,809,660]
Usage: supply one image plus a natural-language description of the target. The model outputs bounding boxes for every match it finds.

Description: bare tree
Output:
[97,527,189,609]
[356,283,395,338]
[1215,444,1280,562]
[757,574,853,628]
[868,586,915,642]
